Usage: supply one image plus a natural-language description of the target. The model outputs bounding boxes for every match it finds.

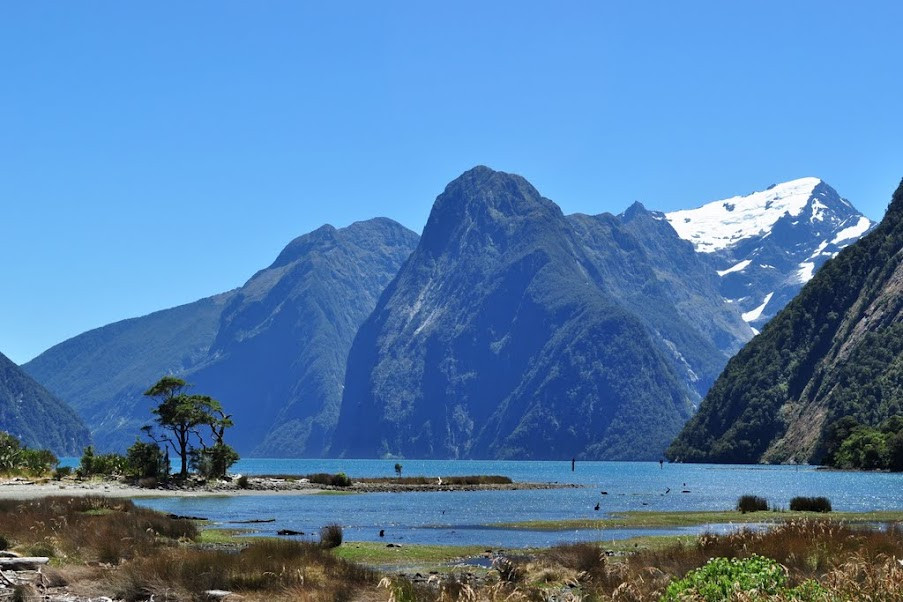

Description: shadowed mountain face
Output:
[0,350,91,455]
[668,179,903,464]
[333,166,753,460]
[24,218,419,455]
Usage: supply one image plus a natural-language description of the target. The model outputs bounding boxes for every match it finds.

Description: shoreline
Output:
[0,476,577,499]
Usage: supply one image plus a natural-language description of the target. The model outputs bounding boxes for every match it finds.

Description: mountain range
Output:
[668,178,903,464]
[333,167,753,460]
[24,219,418,454]
[16,167,877,460]
[0,350,91,455]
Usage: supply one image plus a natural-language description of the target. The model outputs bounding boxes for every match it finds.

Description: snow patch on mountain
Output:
[797,262,816,283]
[742,292,774,323]
[832,216,872,244]
[665,177,822,253]
[717,259,751,276]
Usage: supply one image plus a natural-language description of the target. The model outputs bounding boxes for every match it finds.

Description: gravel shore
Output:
[0,476,577,499]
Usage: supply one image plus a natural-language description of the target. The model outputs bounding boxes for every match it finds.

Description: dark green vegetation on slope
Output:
[24,219,419,455]
[669,178,903,464]
[335,167,752,460]
[0,350,90,455]
[822,414,903,470]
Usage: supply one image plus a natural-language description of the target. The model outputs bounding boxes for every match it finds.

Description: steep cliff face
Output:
[333,167,751,460]
[668,179,903,464]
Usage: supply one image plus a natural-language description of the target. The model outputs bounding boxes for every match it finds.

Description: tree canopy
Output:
[143,376,237,479]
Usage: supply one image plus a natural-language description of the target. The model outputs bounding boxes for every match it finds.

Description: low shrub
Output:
[320,523,343,548]
[0,432,57,476]
[308,472,352,487]
[790,496,832,512]
[52,466,72,480]
[661,554,824,601]
[359,475,513,485]
[126,440,169,481]
[236,475,249,489]
[737,494,769,513]
[77,446,128,478]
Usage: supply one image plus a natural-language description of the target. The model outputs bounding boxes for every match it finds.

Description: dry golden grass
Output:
[0,496,195,563]
[110,539,375,601]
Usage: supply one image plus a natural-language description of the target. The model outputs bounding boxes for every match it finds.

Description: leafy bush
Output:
[0,432,57,476]
[126,440,169,481]
[319,523,343,548]
[77,446,128,478]
[790,496,832,512]
[237,475,249,489]
[737,495,769,513]
[660,554,825,601]
[189,443,239,479]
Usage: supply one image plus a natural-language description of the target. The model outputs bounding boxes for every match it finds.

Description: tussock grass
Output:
[736,494,769,513]
[790,496,832,512]
[0,496,196,564]
[541,519,903,601]
[112,539,375,601]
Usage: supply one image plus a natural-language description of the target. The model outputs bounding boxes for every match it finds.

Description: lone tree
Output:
[143,376,237,479]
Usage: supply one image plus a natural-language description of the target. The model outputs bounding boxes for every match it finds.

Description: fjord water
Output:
[135,460,903,549]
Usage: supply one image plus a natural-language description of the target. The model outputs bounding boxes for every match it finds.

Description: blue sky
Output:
[2,2,902,364]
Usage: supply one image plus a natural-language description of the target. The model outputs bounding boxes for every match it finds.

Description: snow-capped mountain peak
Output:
[662,178,875,330]
[664,177,822,253]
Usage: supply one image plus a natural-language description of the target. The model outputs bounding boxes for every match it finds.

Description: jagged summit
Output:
[420,166,563,258]
[666,177,827,253]
[663,178,876,330]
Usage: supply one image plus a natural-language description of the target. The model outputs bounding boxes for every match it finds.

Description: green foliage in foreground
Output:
[661,555,825,601]
[0,432,57,476]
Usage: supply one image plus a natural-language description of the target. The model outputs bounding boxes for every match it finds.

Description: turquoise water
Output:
[124,460,903,549]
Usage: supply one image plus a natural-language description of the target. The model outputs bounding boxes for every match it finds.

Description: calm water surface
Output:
[128,460,903,548]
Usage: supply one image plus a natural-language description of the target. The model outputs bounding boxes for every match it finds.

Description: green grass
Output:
[332,541,487,566]
[196,528,254,544]
[315,489,359,496]
[490,509,903,530]
[602,534,697,553]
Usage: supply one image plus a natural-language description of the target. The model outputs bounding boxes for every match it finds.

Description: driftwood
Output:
[276,529,304,536]
[0,557,49,570]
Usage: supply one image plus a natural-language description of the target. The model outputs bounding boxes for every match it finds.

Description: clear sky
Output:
[2,2,902,364]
